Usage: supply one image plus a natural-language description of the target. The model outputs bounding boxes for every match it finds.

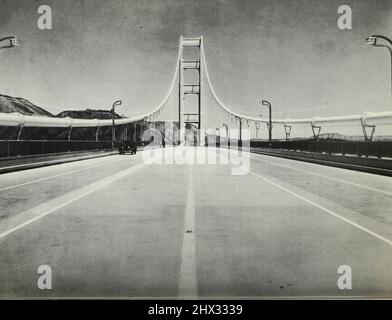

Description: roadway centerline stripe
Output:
[0,156,124,192]
[178,165,198,297]
[249,153,392,196]
[248,170,392,247]
[0,162,148,240]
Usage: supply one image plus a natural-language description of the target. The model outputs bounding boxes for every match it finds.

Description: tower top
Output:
[181,37,202,47]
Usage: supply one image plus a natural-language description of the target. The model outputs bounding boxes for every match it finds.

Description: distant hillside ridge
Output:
[0,94,54,117]
[0,94,124,120]
[252,133,392,142]
[57,109,123,120]
[317,133,392,141]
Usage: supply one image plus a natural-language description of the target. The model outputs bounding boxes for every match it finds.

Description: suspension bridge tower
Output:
[178,36,203,144]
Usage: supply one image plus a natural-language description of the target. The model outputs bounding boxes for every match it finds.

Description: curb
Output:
[0,151,118,175]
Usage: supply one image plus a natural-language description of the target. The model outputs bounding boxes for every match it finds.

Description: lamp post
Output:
[366,35,392,101]
[260,100,272,147]
[222,123,229,148]
[0,36,21,50]
[215,127,220,147]
[237,117,242,148]
[111,100,122,148]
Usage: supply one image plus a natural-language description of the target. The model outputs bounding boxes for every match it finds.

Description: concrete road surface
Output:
[0,146,392,298]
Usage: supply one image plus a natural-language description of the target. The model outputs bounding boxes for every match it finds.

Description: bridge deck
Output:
[0,147,391,298]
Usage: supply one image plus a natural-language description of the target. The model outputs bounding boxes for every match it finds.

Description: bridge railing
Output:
[250,140,392,159]
[0,120,174,158]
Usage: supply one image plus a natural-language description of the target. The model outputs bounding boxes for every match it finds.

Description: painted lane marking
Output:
[250,154,392,196]
[0,162,147,240]
[178,165,198,297]
[215,148,392,247]
[0,156,124,192]
[249,170,392,247]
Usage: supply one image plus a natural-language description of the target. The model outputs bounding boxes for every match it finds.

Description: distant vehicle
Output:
[119,140,137,155]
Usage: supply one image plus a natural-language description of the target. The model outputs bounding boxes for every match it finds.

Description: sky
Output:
[0,0,391,126]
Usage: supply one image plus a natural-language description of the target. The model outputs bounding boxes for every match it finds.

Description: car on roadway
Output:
[119,140,137,155]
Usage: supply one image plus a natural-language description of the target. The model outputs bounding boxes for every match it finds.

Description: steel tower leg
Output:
[178,36,184,144]
[179,36,202,145]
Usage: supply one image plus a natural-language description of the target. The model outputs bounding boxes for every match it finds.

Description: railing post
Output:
[283,123,291,141]
[95,125,100,142]
[377,142,382,158]
[365,142,369,158]
[255,122,260,139]
[68,126,72,141]
[360,114,376,142]
[17,124,24,141]
[239,118,242,147]
[132,122,137,144]
[311,121,321,141]
[16,113,24,141]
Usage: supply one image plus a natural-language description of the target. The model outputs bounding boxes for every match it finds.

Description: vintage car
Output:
[119,140,137,155]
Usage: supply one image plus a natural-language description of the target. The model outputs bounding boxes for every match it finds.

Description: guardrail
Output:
[0,138,166,158]
[250,140,392,159]
[0,140,116,158]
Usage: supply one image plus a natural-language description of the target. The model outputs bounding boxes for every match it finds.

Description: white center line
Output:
[178,165,198,297]
[248,170,392,247]
[0,162,147,240]
[250,154,392,196]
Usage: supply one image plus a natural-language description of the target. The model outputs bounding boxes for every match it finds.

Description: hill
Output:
[0,94,123,120]
[57,109,123,119]
[0,94,54,117]
[317,133,392,142]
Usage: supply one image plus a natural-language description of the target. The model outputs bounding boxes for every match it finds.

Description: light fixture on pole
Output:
[111,100,122,148]
[0,36,21,50]
[366,35,392,102]
[260,100,272,147]
[222,123,229,148]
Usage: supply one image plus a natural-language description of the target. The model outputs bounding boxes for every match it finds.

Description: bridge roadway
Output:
[0,146,391,298]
